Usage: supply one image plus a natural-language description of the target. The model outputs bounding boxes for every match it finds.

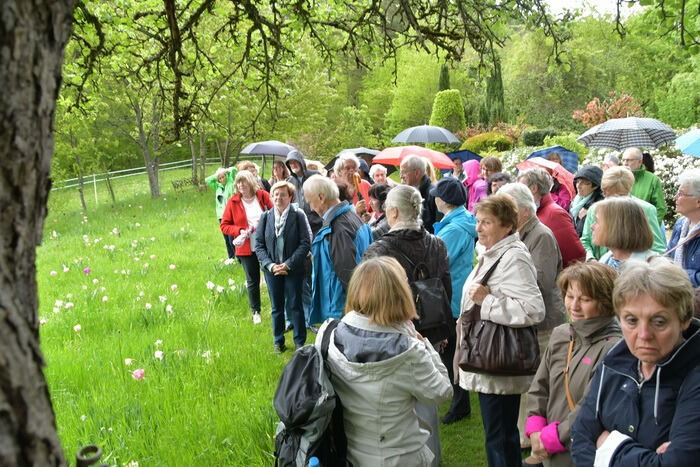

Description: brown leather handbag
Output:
[455,250,541,376]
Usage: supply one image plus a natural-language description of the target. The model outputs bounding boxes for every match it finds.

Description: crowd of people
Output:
[207,147,700,466]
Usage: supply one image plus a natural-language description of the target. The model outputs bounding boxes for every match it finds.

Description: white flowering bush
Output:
[582,146,700,224]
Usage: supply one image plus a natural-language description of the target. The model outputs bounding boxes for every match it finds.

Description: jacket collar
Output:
[538,193,554,211]
[482,232,521,258]
[322,201,351,227]
[570,316,621,342]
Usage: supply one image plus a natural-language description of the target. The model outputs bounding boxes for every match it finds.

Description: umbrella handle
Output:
[352,173,364,201]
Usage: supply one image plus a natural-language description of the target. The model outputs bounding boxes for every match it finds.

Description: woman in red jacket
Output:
[220,170,272,323]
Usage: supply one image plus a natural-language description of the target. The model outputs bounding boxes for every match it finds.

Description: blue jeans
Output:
[237,255,261,313]
[264,270,306,347]
[478,393,521,467]
[218,219,235,259]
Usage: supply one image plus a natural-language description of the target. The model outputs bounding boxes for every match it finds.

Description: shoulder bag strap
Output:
[321,319,341,361]
[664,228,700,257]
[391,244,426,280]
[478,249,509,286]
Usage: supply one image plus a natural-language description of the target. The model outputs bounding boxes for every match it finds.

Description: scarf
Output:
[569,193,594,220]
[274,205,291,237]
[674,217,700,267]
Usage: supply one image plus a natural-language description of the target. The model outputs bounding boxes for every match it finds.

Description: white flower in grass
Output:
[55,299,64,307]
[159,295,167,303]
[165,304,173,313]
[223,258,235,265]
[169,264,176,270]
[228,278,235,285]
[154,350,164,360]
[170,284,178,291]
[80,414,87,422]
[66,293,73,299]
[92,278,99,285]
[62,265,69,272]
[82,285,87,290]
[100,286,106,292]
[139,291,144,297]
[216,285,224,294]
[150,237,156,241]
[52,307,60,314]
[73,324,82,332]
[50,270,57,277]
[65,302,74,309]
[143,263,149,269]
[150,254,156,259]
[39,318,47,325]
[125,461,139,467]
[145,303,152,310]
[135,222,141,227]
[155,339,163,346]
[134,257,140,262]
[205,281,215,290]
[102,296,108,302]
[124,358,133,366]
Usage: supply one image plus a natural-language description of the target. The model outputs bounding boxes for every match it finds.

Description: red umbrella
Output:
[517,157,575,199]
[373,145,455,170]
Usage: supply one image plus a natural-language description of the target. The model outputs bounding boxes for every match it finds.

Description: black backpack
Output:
[273,319,351,467]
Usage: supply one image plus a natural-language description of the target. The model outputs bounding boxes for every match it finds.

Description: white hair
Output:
[518,168,553,197]
[679,168,700,197]
[401,154,427,173]
[334,151,361,173]
[369,164,388,179]
[302,174,339,201]
[498,183,537,216]
[385,184,423,223]
[622,147,643,160]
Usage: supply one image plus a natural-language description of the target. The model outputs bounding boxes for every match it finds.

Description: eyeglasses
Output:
[675,191,693,198]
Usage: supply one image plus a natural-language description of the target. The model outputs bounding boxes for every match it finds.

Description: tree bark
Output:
[69,129,87,210]
[0,0,74,465]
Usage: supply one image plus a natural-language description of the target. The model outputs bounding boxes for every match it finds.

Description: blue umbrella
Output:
[527,146,578,174]
[440,149,482,174]
[676,128,700,158]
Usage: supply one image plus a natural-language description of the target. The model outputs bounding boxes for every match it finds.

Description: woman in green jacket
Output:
[205,167,236,258]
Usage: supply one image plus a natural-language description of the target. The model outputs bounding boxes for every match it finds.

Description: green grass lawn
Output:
[39,169,488,466]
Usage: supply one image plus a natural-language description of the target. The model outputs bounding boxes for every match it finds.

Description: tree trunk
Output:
[0,0,74,465]
[133,98,161,198]
[198,130,206,188]
[105,172,116,204]
[70,129,87,211]
[188,134,197,183]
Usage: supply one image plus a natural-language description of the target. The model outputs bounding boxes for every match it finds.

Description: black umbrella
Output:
[392,125,461,145]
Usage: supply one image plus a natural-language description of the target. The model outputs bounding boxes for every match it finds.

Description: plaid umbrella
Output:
[676,128,700,158]
[392,125,461,145]
[577,117,676,150]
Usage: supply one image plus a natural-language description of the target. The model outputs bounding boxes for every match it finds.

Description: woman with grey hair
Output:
[571,258,700,466]
[369,163,394,186]
[667,168,700,286]
[363,183,453,466]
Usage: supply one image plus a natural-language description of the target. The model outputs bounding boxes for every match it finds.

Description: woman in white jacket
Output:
[315,256,452,467]
[459,194,546,467]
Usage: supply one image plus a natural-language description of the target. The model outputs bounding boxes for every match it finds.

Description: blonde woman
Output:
[315,256,452,466]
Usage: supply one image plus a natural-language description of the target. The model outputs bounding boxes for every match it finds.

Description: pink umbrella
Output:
[373,145,455,170]
[517,157,575,199]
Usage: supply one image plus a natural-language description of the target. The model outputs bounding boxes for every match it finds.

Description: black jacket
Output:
[254,205,310,275]
[417,175,443,233]
[285,150,322,236]
[363,228,452,343]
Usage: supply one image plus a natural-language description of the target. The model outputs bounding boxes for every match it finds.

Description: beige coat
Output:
[458,233,546,395]
[526,317,621,467]
[519,216,566,331]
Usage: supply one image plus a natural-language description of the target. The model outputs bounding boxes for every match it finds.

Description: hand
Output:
[361,211,372,223]
[530,432,549,460]
[656,441,671,454]
[271,263,288,276]
[468,283,490,305]
[596,430,610,449]
[578,207,588,220]
[355,199,367,215]
[415,331,424,341]
[438,339,448,353]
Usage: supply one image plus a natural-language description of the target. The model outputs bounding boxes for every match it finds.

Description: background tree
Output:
[438,63,451,91]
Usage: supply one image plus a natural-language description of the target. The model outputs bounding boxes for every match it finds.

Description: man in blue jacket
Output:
[303,175,372,324]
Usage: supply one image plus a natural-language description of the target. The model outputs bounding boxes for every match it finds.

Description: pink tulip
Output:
[131,369,145,380]
[83,267,91,275]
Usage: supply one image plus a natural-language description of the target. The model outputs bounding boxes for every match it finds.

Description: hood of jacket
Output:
[434,205,477,238]
[285,149,308,177]
[464,159,481,188]
[596,317,700,423]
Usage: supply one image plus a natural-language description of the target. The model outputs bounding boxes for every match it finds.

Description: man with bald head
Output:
[621,147,667,224]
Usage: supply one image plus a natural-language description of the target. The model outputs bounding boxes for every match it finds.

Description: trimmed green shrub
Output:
[543,134,589,159]
[522,128,558,146]
[460,132,513,153]
[429,89,466,134]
